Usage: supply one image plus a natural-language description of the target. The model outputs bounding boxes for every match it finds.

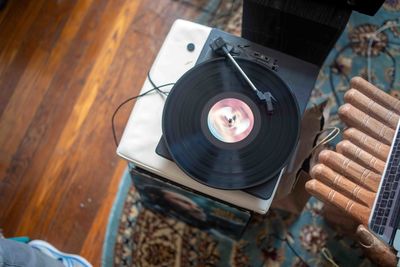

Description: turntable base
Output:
[117,20,288,214]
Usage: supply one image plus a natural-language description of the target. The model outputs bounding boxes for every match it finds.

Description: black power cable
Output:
[111,74,173,147]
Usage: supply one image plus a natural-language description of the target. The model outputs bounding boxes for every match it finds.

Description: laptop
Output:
[368,117,400,254]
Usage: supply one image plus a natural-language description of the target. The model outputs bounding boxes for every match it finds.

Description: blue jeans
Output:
[0,239,63,267]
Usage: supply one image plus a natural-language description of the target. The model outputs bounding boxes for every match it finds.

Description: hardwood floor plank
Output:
[0,0,94,220]
[0,0,78,140]
[0,0,203,262]
[0,0,14,25]
[0,0,47,116]
[0,0,123,231]
[0,0,45,70]
[13,0,140,243]
[79,160,126,267]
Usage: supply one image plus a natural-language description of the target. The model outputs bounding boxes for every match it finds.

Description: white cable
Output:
[310,127,341,154]
[367,20,400,83]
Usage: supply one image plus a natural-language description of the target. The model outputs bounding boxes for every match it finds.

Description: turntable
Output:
[117,19,321,238]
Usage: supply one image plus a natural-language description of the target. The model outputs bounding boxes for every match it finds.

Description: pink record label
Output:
[207,98,254,143]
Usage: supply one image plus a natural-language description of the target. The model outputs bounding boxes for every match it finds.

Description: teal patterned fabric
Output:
[233,198,366,266]
[312,2,400,131]
[104,173,371,267]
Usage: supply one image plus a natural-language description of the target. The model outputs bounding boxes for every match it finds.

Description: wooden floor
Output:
[0,0,202,265]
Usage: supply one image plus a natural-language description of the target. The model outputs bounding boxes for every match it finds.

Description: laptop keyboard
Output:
[370,126,400,241]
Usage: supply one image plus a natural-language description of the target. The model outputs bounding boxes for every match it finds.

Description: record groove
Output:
[162,57,300,189]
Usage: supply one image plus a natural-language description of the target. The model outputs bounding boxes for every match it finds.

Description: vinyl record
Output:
[162,57,300,189]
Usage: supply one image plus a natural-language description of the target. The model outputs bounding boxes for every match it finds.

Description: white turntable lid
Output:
[117,19,278,214]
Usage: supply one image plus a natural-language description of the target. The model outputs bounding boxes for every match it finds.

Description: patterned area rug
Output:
[103,1,400,266]
[105,174,371,267]
[311,1,400,134]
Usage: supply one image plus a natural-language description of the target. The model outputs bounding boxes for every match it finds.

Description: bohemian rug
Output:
[103,171,373,267]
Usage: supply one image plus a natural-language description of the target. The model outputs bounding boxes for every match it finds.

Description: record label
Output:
[201,92,261,149]
[207,98,254,143]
